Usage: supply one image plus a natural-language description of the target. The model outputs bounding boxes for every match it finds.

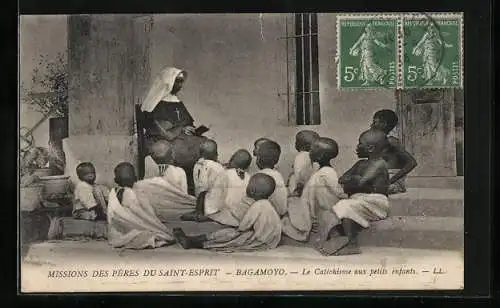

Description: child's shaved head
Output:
[309,137,339,167]
[151,140,172,164]
[246,173,276,200]
[199,139,218,161]
[356,129,389,158]
[295,130,320,152]
[228,149,252,170]
[372,109,398,133]
[253,137,272,156]
[114,162,137,188]
[256,140,281,169]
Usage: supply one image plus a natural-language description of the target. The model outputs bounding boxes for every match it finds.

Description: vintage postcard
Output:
[19,13,464,293]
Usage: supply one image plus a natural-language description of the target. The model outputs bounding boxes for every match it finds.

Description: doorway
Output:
[395,89,460,177]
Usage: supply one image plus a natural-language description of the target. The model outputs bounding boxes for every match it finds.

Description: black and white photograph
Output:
[19,13,465,292]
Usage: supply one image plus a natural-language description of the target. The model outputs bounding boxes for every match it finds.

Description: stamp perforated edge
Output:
[400,12,464,89]
[336,13,400,91]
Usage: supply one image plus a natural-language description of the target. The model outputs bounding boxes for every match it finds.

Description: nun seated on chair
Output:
[138,66,209,196]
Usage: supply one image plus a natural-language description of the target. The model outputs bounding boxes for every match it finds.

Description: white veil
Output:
[140,67,184,112]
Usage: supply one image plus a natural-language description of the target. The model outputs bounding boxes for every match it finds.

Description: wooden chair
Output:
[135,105,146,179]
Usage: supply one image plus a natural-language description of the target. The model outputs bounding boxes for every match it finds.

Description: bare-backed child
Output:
[316,129,390,256]
[287,130,320,196]
[255,140,288,217]
[370,109,417,194]
[180,139,225,222]
[72,162,109,221]
[173,173,282,252]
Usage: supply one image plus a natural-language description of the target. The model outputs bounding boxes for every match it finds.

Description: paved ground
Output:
[20,240,464,292]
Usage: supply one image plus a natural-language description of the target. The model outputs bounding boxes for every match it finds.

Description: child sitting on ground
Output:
[146,140,189,193]
[72,162,109,221]
[316,129,390,256]
[255,140,288,217]
[144,140,174,179]
[107,162,174,249]
[370,109,417,194]
[173,173,282,252]
[202,149,253,227]
[180,139,225,222]
[283,137,347,243]
[287,130,320,196]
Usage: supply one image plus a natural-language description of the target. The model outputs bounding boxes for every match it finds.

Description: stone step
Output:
[406,176,464,190]
[359,216,463,251]
[388,188,464,217]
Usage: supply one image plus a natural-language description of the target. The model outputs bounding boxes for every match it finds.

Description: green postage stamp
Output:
[402,13,464,89]
[336,13,463,89]
[337,15,399,89]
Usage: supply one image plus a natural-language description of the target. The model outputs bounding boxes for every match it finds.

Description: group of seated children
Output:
[70,109,417,256]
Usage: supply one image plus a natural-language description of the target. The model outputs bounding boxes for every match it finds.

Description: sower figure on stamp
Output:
[349,23,389,86]
[316,129,391,256]
[370,109,417,194]
[139,67,209,196]
[412,22,454,86]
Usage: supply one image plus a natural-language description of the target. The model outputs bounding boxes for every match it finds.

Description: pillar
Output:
[67,15,152,186]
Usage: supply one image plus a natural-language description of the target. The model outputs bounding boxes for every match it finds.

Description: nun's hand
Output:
[183,126,196,135]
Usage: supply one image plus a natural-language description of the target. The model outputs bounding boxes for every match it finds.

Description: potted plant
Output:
[20,52,71,207]
[21,52,68,120]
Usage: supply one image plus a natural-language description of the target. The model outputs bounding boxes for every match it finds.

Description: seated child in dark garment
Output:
[316,129,390,256]
[72,162,109,221]
[370,109,417,194]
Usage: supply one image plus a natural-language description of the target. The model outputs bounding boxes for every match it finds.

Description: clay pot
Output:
[39,175,71,200]
[20,184,43,211]
[33,168,54,177]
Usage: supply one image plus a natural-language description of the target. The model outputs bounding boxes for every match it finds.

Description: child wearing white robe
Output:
[205,149,252,227]
[144,139,188,194]
[143,139,174,179]
[287,130,320,196]
[180,139,225,222]
[173,173,282,252]
[107,162,174,249]
[72,162,109,221]
[282,138,347,243]
[255,140,288,217]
